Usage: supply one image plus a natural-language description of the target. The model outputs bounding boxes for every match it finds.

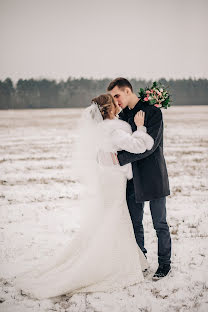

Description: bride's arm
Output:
[117,108,162,166]
[111,126,154,154]
[132,126,154,150]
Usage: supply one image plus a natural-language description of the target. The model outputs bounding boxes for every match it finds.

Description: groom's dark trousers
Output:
[126,179,171,266]
[117,100,172,266]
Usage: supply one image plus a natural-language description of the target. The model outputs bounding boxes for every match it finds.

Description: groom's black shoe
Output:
[152,264,171,281]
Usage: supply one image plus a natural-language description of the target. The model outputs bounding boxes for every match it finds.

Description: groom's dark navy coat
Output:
[118,100,170,203]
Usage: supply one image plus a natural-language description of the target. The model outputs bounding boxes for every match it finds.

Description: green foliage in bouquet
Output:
[138,81,171,109]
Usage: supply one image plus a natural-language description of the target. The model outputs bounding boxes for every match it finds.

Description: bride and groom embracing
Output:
[14,77,172,299]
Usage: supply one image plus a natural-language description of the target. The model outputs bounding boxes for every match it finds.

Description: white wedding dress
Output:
[13,114,154,299]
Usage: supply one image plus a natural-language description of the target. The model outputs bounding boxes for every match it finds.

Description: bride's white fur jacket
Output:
[97,118,154,180]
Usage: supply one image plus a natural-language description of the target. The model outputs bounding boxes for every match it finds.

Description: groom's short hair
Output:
[107,77,133,92]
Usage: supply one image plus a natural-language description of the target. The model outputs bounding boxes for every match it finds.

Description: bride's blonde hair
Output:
[91,94,116,120]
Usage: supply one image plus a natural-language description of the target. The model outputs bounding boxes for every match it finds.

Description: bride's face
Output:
[109,101,121,119]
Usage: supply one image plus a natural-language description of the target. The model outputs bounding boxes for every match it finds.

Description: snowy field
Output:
[0,106,208,312]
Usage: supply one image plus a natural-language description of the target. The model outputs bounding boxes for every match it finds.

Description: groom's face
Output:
[109,86,130,110]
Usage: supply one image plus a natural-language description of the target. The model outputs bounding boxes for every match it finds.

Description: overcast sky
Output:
[0,0,208,82]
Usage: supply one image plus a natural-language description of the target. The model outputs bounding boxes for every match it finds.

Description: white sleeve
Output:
[132,126,154,150]
[111,126,154,154]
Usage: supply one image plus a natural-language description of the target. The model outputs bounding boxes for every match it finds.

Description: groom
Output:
[107,78,171,280]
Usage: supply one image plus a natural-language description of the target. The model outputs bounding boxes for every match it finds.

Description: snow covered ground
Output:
[0,106,208,312]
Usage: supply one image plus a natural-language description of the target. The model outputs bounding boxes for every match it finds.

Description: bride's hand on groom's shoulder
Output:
[134,111,145,127]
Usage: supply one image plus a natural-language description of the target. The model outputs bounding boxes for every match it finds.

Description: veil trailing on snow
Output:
[0,103,116,281]
[1,104,110,279]
[1,102,149,296]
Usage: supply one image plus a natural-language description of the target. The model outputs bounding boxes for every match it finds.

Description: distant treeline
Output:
[0,77,208,109]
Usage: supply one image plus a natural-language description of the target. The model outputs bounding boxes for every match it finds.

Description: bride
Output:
[14,94,154,299]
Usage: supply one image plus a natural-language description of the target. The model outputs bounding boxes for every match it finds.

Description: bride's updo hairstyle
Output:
[91,94,116,120]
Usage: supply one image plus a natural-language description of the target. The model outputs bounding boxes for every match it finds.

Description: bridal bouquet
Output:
[138,81,171,109]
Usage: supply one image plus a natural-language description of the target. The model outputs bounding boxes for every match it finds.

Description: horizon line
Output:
[1,76,208,84]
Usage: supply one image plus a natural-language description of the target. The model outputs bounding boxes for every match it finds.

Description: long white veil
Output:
[1,103,106,280]
[71,102,103,191]
[70,102,109,231]
[71,102,115,191]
